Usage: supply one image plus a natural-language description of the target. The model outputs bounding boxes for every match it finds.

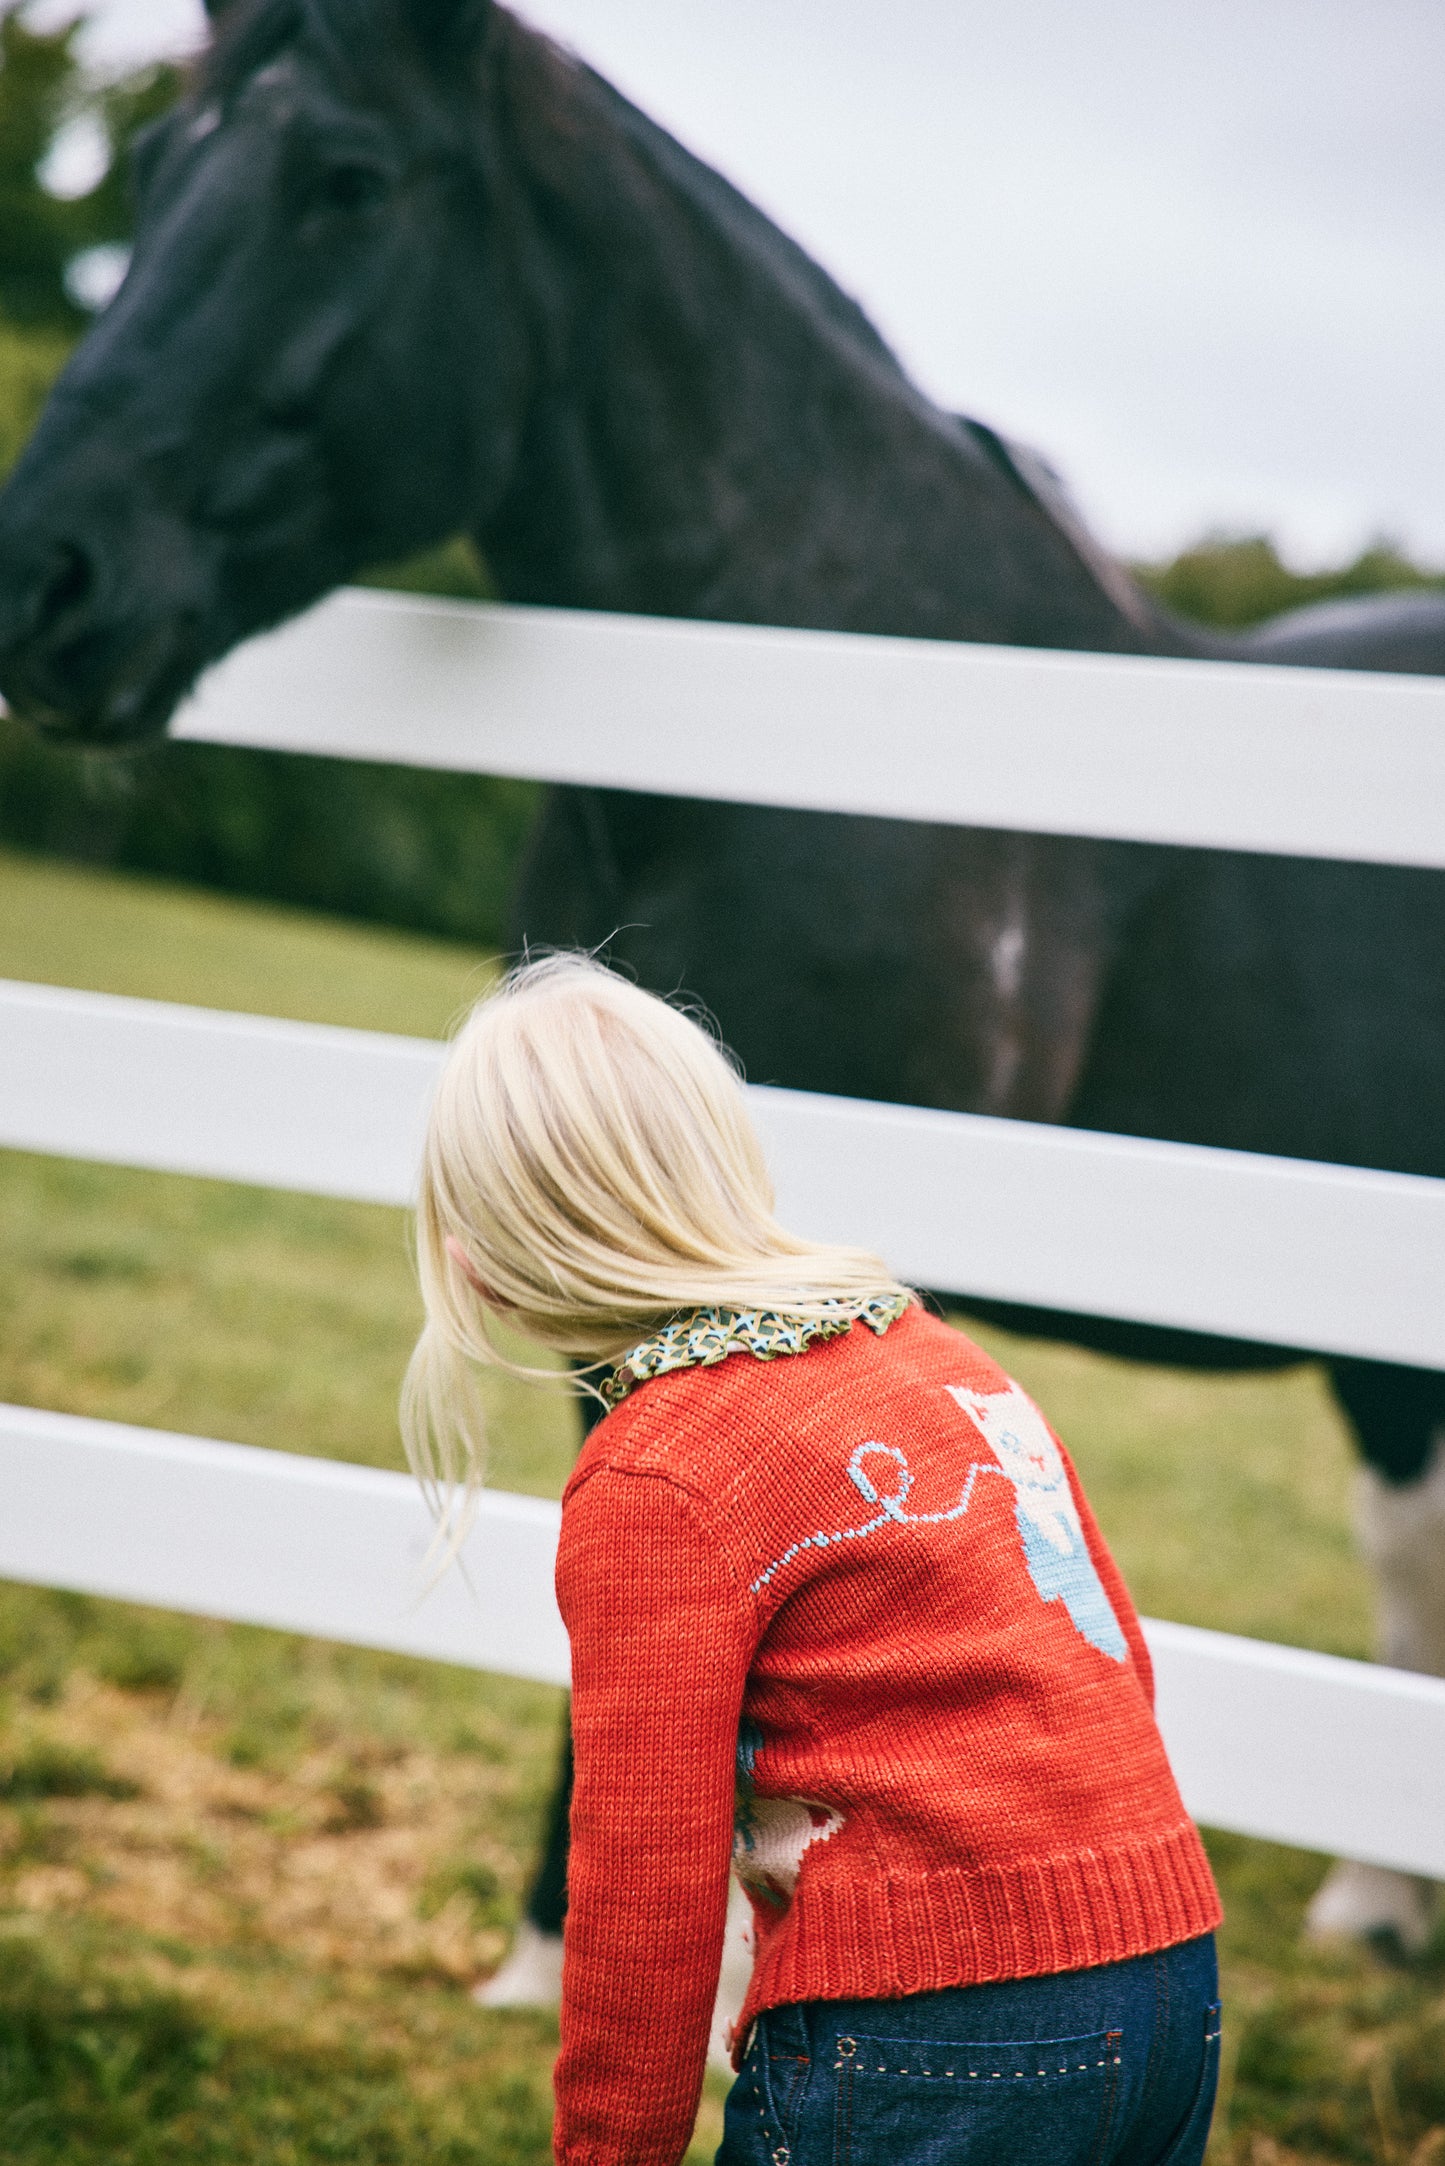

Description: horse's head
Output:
[0,0,529,746]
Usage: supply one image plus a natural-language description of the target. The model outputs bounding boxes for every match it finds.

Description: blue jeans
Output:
[719,1934,1220,2166]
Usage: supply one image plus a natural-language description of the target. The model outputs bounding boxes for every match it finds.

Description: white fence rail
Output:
[3,1401,1443,1882]
[175,588,1445,869]
[6,974,1445,1369]
[0,1404,571,1687]
[5,588,1445,1877]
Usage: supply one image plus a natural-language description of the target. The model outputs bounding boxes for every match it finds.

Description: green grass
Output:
[0,844,496,1036]
[0,844,1441,2164]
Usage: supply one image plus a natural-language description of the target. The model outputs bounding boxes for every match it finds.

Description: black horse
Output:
[0,0,1442,1945]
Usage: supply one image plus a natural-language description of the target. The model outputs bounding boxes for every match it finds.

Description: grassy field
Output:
[0,845,1442,2163]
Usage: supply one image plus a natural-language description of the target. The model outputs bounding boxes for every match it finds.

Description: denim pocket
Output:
[1154,2002,1223,2166]
[725,2017,810,2166]
[831,2025,1123,2166]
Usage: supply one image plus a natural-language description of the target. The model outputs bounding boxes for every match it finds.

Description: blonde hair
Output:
[401,953,911,1537]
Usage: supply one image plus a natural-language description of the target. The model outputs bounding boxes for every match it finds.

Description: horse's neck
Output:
[479,37,1179,656]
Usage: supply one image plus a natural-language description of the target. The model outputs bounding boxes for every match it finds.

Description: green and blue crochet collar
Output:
[599,1291,911,1410]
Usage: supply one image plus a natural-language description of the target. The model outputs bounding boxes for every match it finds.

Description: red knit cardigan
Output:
[552,1304,1219,2166]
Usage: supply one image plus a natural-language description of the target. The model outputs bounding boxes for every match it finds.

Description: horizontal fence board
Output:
[0,978,441,1207]
[0,1403,570,1688]
[5,977,1445,1368]
[747,1087,1445,1369]
[2,1404,1442,1877]
[174,588,1445,870]
[1146,1619,1445,1877]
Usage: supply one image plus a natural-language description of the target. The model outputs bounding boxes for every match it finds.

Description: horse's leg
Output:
[475,1368,602,2009]
[524,1719,575,1937]
[473,1716,573,2007]
[1304,1359,1445,1954]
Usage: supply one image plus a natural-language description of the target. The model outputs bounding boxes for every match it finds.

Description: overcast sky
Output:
[48,0,1445,567]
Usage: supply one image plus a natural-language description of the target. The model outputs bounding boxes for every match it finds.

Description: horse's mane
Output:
[199,0,915,395]
[574,62,909,384]
[200,0,304,101]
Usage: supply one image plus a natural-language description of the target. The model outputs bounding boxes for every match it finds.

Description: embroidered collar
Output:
[599,1292,911,1410]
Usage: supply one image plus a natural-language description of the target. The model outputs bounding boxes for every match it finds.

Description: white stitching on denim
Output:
[748,2034,791,2165]
[856,2045,1121,2079]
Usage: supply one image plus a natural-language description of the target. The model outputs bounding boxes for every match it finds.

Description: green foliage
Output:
[0,5,181,329]
[72,58,187,262]
[1135,531,1445,632]
[0,6,83,328]
[357,535,494,604]
[0,310,68,463]
[0,719,541,954]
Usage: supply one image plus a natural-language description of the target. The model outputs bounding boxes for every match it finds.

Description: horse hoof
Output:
[473,1920,565,2008]
[1303,1859,1436,1958]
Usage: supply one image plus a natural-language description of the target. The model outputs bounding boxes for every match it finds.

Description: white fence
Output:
[3,588,1445,1879]
[176,588,1445,867]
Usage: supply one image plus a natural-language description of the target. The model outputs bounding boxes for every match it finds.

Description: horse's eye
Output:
[316,161,390,214]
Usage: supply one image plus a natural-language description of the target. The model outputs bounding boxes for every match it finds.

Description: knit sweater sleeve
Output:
[552,1461,757,2166]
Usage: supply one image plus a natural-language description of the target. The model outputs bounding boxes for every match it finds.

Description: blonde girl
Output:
[405,954,1221,2166]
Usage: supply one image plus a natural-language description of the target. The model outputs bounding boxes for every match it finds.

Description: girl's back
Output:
[557,1301,1218,2157]
[402,954,1222,2166]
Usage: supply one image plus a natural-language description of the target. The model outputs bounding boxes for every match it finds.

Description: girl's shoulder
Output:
[565,1301,1012,1506]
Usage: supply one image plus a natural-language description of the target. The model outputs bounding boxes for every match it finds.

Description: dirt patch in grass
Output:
[0,1623,584,2164]
[0,1673,535,1991]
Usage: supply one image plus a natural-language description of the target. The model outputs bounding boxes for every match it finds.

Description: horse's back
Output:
[1241,590,1445,676]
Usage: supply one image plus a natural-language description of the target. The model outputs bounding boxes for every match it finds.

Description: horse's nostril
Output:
[40,542,95,626]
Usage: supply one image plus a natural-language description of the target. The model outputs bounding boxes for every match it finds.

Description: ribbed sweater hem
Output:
[737,1819,1221,2045]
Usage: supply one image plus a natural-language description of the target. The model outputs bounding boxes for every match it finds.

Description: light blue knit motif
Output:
[748,1440,1005,1593]
[945,1383,1128,1662]
[749,1382,1129,1665]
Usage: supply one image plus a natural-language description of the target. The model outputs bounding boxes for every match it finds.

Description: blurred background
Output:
[0,5,1441,2161]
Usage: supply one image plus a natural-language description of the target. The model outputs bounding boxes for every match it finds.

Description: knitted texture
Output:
[552,1305,1220,2166]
